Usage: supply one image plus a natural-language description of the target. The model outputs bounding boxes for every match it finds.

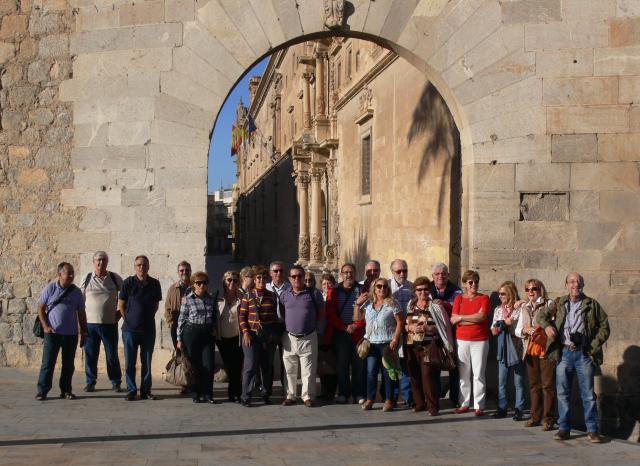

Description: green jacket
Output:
[537,295,610,366]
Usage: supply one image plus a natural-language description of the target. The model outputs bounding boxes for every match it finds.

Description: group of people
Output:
[34,253,610,443]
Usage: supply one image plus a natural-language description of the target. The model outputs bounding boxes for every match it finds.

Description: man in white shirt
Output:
[81,251,124,392]
[266,261,292,397]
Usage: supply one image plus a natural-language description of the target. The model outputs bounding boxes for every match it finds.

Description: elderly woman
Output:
[239,266,254,294]
[320,273,336,301]
[405,276,454,416]
[451,270,490,416]
[355,277,403,412]
[216,270,243,403]
[177,271,218,404]
[238,265,279,407]
[515,278,557,430]
[491,281,525,420]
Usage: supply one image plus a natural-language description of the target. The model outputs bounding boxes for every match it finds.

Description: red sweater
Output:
[452,294,490,341]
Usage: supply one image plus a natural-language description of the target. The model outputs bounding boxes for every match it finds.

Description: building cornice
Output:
[249,50,286,117]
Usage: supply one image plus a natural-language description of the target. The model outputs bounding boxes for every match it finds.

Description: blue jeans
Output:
[366,343,397,402]
[333,330,366,400]
[556,348,599,433]
[122,330,155,395]
[497,359,526,411]
[37,333,78,395]
[84,323,122,386]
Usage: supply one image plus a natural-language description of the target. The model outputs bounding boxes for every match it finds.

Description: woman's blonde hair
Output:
[369,278,397,307]
[498,280,519,307]
[524,278,548,300]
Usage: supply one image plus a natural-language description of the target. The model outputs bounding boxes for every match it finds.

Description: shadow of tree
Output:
[342,229,370,274]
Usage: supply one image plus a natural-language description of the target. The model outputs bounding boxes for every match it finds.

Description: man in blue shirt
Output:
[35,262,87,400]
[118,255,163,401]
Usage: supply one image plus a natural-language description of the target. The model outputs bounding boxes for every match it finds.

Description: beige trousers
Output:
[282,331,318,401]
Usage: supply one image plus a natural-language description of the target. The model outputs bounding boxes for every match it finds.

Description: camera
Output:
[569,332,584,347]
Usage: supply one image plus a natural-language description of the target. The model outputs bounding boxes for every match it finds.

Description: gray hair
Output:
[269,261,285,271]
[390,259,408,270]
[365,260,380,269]
[431,262,449,274]
[93,251,108,260]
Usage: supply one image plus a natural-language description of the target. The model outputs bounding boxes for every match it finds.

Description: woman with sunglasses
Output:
[405,276,454,415]
[451,270,490,416]
[491,281,525,420]
[354,278,403,411]
[515,278,557,430]
[176,271,218,404]
[216,270,244,403]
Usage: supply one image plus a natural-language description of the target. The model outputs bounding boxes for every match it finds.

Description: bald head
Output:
[565,272,585,301]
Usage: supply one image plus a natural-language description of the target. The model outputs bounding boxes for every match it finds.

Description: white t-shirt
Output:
[82,272,123,324]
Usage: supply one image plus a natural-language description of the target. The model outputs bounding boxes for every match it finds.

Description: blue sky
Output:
[207,57,269,193]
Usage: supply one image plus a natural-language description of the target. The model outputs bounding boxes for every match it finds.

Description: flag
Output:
[231,124,242,156]
[247,113,257,136]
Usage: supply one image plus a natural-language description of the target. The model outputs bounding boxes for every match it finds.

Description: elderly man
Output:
[538,272,610,443]
[430,262,462,406]
[266,261,291,395]
[164,260,191,394]
[388,259,414,407]
[360,260,381,285]
[81,251,123,393]
[118,255,163,401]
[279,265,325,407]
[35,262,88,400]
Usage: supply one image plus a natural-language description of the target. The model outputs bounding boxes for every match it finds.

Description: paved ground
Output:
[0,369,638,466]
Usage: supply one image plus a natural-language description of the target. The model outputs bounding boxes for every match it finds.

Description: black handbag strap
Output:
[45,284,76,314]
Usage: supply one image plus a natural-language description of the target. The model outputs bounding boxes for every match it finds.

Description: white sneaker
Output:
[357,398,366,405]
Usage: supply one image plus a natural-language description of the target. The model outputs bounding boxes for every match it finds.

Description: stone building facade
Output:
[0,0,639,439]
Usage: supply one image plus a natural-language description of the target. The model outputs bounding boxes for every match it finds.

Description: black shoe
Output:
[513,409,524,421]
[228,396,237,403]
[492,408,508,419]
[192,397,202,403]
[263,396,272,405]
[204,397,218,404]
[140,393,157,400]
[241,398,251,407]
[84,384,95,393]
[124,392,136,401]
[112,383,123,393]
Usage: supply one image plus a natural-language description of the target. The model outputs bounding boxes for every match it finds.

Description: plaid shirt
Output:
[177,292,217,341]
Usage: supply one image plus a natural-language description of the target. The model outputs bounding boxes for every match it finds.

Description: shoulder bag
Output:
[33,284,77,338]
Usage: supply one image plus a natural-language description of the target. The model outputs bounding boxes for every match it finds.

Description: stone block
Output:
[547,106,629,134]
[632,105,640,132]
[246,0,286,46]
[172,46,232,96]
[96,186,123,206]
[543,77,618,106]
[571,162,639,191]
[74,97,155,125]
[28,107,54,125]
[0,14,28,40]
[602,251,640,271]
[57,233,111,253]
[619,77,640,104]
[35,147,66,168]
[72,169,117,189]
[536,48,593,78]
[116,168,154,190]
[610,17,640,47]
[378,0,421,42]
[0,41,15,63]
[524,250,558,269]
[600,192,640,222]
[37,33,68,58]
[0,0,18,15]
[219,0,271,55]
[611,272,640,294]
[154,167,206,189]
[270,0,303,41]
[164,0,195,22]
[165,188,206,206]
[121,187,165,207]
[469,105,545,143]
[119,0,164,27]
[570,191,599,221]
[76,5,119,31]
[71,146,148,169]
[61,187,97,207]
[578,221,623,251]
[174,205,207,225]
[471,249,522,269]
[150,120,209,148]
[515,269,568,294]
[551,134,597,162]
[515,162,570,192]
[16,168,48,185]
[514,221,577,250]
[525,20,608,50]
[472,163,515,192]
[520,192,569,221]
[617,0,640,17]
[8,85,35,107]
[501,0,561,24]
[471,134,551,164]
[561,0,616,19]
[472,191,521,222]
[154,94,214,132]
[597,134,640,162]
[148,144,206,168]
[73,122,108,147]
[472,222,514,250]
[455,49,536,106]
[595,46,640,76]
[107,121,151,146]
[73,48,172,79]
[159,70,223,114]
[132,206,176,233]
[71,23,182,54]
[8,145,30,163]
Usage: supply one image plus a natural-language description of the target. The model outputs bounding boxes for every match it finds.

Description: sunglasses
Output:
[290,274,303,279]
[271,269,283,273]
[415,288,428,292]
[525,287,539,292]
[393,269,408,274]
[375,284,388,289]
[194,280,208,286]
[226,278,238,283]
[178,269,191,273]
[466,280,478,285]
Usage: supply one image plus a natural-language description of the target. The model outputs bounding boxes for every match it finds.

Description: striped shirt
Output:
[177,292,217,341]
[238,288,278,334]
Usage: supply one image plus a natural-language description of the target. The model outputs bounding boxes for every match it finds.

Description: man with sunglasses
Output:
[266,261,291,396]
[537,272,610,443]
[279,265,325,407]
[164,261,192,394]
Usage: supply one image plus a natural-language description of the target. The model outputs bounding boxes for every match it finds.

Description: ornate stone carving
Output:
[359,86,373,113]
[299,235,310,260]
[324,0,344,30]
[311,234,323,261]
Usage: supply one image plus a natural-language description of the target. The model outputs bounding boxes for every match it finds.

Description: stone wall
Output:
[0,0,78,366]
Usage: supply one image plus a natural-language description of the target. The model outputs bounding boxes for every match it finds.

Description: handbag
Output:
[163,351,195,387]
[527,327,547,357]
[356,337,370,359]
[423,339,456,371]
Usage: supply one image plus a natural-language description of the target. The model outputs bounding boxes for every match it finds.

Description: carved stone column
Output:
[296,172,310,262]
[315,50,327,118]
[302,71,312,131]
[309,167,324,264]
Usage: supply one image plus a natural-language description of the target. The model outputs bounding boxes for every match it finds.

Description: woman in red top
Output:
[451,270,490,416]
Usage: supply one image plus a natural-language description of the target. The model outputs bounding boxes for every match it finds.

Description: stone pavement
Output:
[0,369,638,465]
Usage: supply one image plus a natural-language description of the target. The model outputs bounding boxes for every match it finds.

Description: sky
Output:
[207,57,269,193]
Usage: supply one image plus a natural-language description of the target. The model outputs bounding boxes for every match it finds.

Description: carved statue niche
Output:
[324,0,344,30]
[299,235,310,260]
[359,86,373,113]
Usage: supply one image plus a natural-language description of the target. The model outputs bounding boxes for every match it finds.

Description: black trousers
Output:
[216,336,243,399]
[181,325,214,399]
